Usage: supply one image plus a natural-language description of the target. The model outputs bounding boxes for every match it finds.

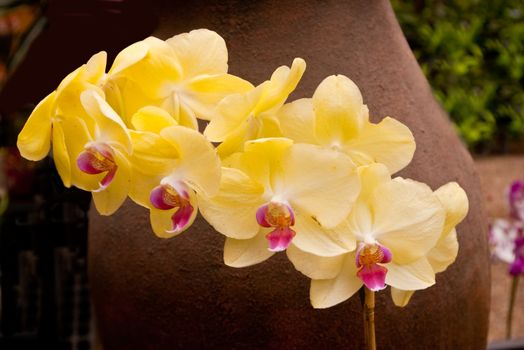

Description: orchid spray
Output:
[17,29,468,349]
[489,180,524,339]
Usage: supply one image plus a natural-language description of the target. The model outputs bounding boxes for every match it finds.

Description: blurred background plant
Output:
[392,0,524,154]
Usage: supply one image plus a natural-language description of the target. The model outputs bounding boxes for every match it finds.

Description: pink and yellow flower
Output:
[286,164,466,308]
[17,51,107,185]
[105,29,253,129]
[204,58,306,157]
[128,106,221,237]
[278,75,415,174]
[198,137,360,266]
[60,90,132,215]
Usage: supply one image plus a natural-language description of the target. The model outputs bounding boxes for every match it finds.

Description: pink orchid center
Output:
[356,243,392,292]
[77,143,118,187]
[256,202,296,252]
[510,236,524,277]
[150,183,194,233]
[509,180,524,221]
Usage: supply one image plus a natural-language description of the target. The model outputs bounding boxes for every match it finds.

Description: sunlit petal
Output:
[390,287,415,307]
[253,58,306,114]
[278,98,317,144]
[131,106,178,133]
[310,254,362,309]
[287,244,346,280]
[313,75,368,145]
[198,167,265,240]
[282,143,360,228]
[385,257,435,290]
[223,232,275,267]
[166,28,229,76]
[292,214,353,257]
[434,182,469,236]
[345,117,415,174]
[427,229,459,274]
[17,91,56,161]
[52,120,72,187]
[372,178,445,264]
[184,73,254,121]
[80,90,132,153]
[160,125,221,196]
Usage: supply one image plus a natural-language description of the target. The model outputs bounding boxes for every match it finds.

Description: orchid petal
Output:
[282,143,360,228]
[60,117,102,191]
[84,51,107,83]
[80,90,132,153]
[372,178,445,264]
[184,74,254,121]
[239,137,293,190]
[198,167,265,240]
[108,39,150,76]
[434,182,469,237]
[92,149,131,215]
[17,91,56,161]
[253,58,306,114]
[356,163,391,203]
[166,29,229,76]
[313,75,367,145]
[427,229,459,274]
[131,106,177,133]
[52,120,72,187]
[204,86,263,142]
[160,125,221,196]
[390,287,415,307]
[104,78,158,126]
[385,257,435,290]
[292,214,353,257]
[130,130,178,176]
[345,116,415,174]
[223,232,275,267]
[286,244,346,280]
[128,169,163,208]
[278,98,318,144]
[109,37,182,98]
[310,254,362,309]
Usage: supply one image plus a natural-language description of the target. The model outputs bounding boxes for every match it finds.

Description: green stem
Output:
[506,276,519,340]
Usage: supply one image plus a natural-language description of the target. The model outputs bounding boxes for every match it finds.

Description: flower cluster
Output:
[490,180,524,277]
[17,29,469,308]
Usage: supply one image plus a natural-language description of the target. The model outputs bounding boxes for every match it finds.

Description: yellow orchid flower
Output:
[278,75,416,174]
[390,182,469,307]
[60,90,132,215]
[104,29,253,130]
[287,164,450,308]
[203,58,306,157]
[127,106,221,238]
[198,137,360,267]
[17,51,107,186]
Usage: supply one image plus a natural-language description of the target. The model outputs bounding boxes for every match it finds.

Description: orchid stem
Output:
[363,287,377,350]
[506,276,519,339]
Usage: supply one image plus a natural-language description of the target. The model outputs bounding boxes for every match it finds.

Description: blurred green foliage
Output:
[392,0,524,152]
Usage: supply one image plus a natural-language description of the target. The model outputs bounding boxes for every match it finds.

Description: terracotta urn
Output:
[88,1,490,348]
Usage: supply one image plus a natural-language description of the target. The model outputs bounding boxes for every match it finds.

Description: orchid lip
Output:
[256,201,296,251]
[77,143,118,188]
[150,182,195,233]
[355,243,392,291]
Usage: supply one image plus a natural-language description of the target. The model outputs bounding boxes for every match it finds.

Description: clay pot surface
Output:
[89,1,490,349]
